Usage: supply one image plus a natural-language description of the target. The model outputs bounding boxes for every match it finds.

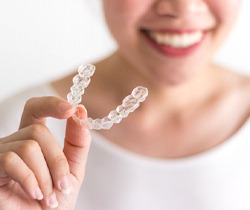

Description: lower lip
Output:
[143,31,205,57]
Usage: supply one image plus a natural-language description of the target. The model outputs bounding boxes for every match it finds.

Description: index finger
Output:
[19,96,75,129]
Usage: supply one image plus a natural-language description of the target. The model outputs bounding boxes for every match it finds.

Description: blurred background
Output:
[0,0,249,102]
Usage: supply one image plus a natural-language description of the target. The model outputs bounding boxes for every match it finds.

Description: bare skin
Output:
[0,98,91,210]
[52,52,250,159]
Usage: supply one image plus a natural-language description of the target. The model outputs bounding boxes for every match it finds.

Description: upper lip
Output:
[141,28,207,34]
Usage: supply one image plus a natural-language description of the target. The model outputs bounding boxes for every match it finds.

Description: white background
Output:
[0,0,249,102]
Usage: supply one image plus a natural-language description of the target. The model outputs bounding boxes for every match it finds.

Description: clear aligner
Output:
[67,64,148,130]
[67,64,95,107]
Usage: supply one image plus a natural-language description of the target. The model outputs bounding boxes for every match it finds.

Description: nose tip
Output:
[154,0,209,17]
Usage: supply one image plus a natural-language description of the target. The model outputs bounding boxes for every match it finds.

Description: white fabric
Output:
[0,84,250,210]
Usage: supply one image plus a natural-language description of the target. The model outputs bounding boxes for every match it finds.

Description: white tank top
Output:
[77,119,250,210]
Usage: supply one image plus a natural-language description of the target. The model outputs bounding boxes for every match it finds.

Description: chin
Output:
[149,64,200,87]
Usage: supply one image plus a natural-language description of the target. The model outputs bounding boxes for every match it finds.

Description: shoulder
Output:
[215,65,250,93]
[241,76,250,118]
[238,74,250,119]
[229,70,250,105]
[220,67,250,118]
[210,66,250,139]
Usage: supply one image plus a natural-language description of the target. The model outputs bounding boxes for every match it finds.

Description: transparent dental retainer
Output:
[67,64,148,130]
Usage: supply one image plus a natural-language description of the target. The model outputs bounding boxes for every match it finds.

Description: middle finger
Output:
[1,124,71,194]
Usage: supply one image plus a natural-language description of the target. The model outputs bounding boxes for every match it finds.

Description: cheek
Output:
[103,1,132,32]
[103,0,136,11]
[209,0,241,24]
[103,0,146,13]
[103,0,148,44]
[103,0,149,25]
[103,0,136,20]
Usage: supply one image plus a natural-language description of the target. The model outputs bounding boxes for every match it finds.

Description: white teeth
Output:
[148,31,203,48]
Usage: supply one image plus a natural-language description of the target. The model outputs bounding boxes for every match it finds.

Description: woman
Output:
[0,0,249,209]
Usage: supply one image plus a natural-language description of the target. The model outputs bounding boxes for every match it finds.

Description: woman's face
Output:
[102,0,242,85]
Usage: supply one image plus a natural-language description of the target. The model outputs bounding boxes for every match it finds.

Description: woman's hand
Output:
[0,96,91,210]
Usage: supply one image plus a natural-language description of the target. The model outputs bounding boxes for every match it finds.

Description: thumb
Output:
[63,105,92,182]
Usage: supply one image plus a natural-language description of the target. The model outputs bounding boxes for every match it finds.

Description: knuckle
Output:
[41,96,59,108]
[19,140,41,156]
[1,152,18,168]
[44,96,56,103]
[24,97,37,110]
[28,124,49,139]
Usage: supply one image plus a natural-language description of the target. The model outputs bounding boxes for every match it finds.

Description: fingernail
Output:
[58,102,72,112]
[47,192,58,209]
[59,175,71,194]
[74,105,87,120]
[34,187,43,200]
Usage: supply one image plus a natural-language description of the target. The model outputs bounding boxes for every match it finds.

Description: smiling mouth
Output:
[142,29,205,56]
[146,30,203,48]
